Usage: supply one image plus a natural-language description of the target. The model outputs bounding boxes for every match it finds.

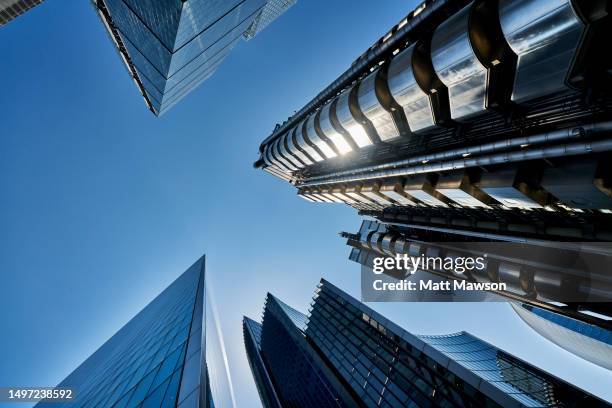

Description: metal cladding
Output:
[295,119,324,163]
[387,44,439,133]
[540,159,612,209]
[276,135,300,170]
[258,0,612,330]
[431,3,489,120]
[271,138,295,172]
[280,132,305,168]
[435,171,491,208]
[258,0,606,178]
[499,0,586,104]
[478,165,547,209]
[379,180,418,206]
[360,182,397,206]
[356,69,401,141]
[403,174,449,207]
[334,87,374,148]
[317,101,353,154]
[286,126,313,166]
[346,220,612,307]
[344,185,381,209]
[305,114,337,159]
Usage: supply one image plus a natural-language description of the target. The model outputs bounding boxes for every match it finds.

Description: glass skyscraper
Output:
[93,0,295,116]
[0,0,43,25]
[36,254,235,408]
[244,279,607,407]
[512,303,612,371]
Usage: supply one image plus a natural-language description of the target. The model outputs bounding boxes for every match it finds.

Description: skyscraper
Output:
[254,0,612,324]
[93,0,296,116]
[36,254,235,408]
[244,279,607,407]
[0,0,44,25]
[512,303,612,371]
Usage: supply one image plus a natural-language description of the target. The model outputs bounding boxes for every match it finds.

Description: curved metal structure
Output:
[356,69,402,141]
[335,87,374,148]
[512,303,612,371]
[286,126,313,166]
[295,119,324,163]
[281,131,306,168]
[499,0,586,103]
[317,101,353,154]
[387,43,440,134]
[431,3,488,120]
[305,114,337,159]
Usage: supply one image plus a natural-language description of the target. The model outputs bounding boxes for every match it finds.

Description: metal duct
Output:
[431,2,489,120]
[357,69,402,141]
[387,43,440,133]
[295,118,324,162]
[302,122,612,185]
[300,137,612,187]
[286,126,313,166]
[305,114,337,159]
[379,180,418,206]
[318,101,353,154]
[335,87,374,148]
[499,0,586,103]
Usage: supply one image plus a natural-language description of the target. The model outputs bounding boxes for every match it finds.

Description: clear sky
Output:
[0,1,610,407]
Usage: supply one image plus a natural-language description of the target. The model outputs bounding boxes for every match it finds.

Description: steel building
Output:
[0,0,44,25]
[255,0,612,325]
[93,0,295,116]
[244,280,607,407]
[35,255,235,408]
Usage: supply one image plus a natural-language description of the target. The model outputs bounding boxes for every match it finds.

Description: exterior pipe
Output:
[299,137,612,187]
[304,122,612,184]
[384,222,612,257]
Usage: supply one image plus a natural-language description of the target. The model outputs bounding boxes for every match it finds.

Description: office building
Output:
[512,303,612,371]
[36,254,235,408]
[244,279,607,407]
[254,0,612,324]
[0,0,43,25]
[93,0,296,115]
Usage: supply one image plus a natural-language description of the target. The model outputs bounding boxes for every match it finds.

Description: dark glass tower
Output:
[36,254,235,408]
[0,0,44,25]
[93,0,295,116]
[244,279,608,407]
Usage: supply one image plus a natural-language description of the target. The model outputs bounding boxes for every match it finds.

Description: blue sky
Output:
[0,1,610,406]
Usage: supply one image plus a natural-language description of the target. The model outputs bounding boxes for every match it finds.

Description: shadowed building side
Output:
[244,279,608,407]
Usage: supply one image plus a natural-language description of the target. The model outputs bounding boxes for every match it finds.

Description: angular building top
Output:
[36,254,235,408]
[243,0,296,40]
[244,279,607,407]
[0,0,44,25]
[93,0,296,116]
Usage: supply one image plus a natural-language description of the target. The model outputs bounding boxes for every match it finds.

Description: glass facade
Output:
[93,0,295,115]
[245,280,608,407]
[245,295,357,407]
[0,0,44,25]
[513,303,612,371]
[36,254,234,408]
